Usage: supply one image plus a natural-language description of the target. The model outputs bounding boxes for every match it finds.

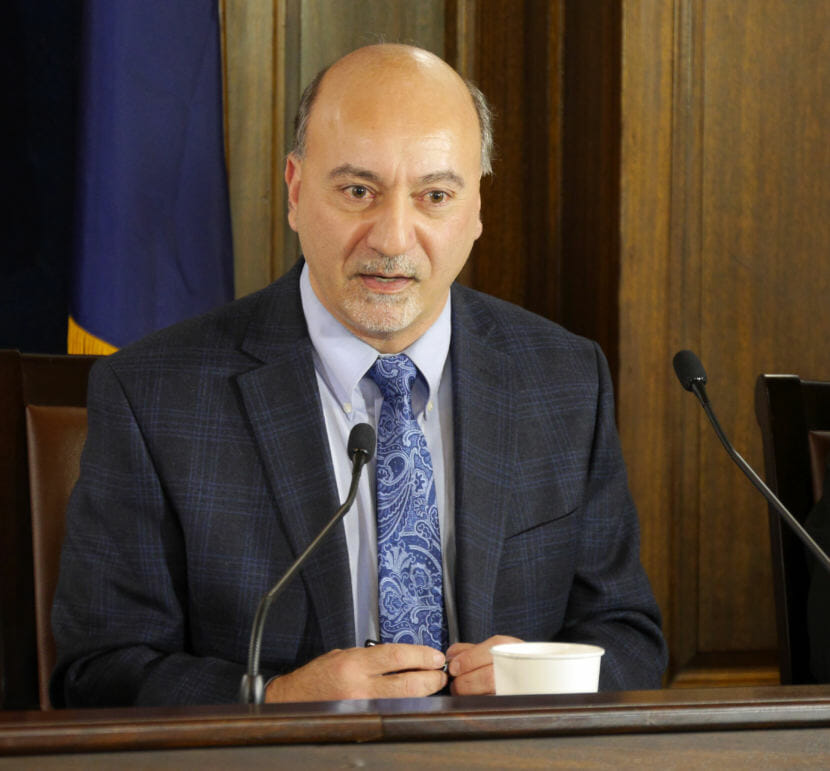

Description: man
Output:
[51,44,666,706]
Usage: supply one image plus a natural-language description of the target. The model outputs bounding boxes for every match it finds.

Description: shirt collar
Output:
[299,262,451,404]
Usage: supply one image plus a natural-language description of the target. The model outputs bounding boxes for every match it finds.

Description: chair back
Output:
[26,405,89,710]
[808,431,830,502]
[755,374,830,684]
[0,351,98,709]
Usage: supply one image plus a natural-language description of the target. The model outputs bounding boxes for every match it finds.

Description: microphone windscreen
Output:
[673,349,708,391]
[348,422,376,463]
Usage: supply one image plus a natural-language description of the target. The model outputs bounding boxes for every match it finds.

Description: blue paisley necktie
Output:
[369,354,447,650]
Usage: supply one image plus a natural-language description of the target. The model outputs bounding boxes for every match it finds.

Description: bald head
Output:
[292,44,493,176]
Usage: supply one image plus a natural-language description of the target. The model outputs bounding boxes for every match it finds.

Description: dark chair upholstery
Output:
[755,374,830,684]
[808,431,830,502]
[0,351,98,709]
[26,405,89,710]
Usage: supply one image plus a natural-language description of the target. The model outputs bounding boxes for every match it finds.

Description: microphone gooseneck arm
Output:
[239,423,375,705]
[673,350,830,575]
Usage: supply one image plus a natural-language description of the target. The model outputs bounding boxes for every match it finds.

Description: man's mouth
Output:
[359,272,415,293]
[370,274,408,282]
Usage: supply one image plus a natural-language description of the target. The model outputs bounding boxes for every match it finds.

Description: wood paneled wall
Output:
[221,0,830,687]
[619,0,830,684]
[460,1,564,320]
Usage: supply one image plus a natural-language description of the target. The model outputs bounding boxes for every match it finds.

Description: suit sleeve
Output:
[50,359,278,706]
[555,343,667,690]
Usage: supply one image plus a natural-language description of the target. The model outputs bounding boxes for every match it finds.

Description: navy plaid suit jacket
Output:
[51,261,666,706]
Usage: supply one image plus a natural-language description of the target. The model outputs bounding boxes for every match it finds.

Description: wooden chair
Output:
[755,374,830,684]
[26,405,89,709]
[0,351,98,709]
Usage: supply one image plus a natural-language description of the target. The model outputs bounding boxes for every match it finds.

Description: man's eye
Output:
[426,191,447,204]
[348,185,369,199]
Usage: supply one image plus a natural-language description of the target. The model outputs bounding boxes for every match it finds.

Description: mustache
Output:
[356,255,419,278]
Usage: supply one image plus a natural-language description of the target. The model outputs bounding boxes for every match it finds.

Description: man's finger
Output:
[445,642,474,659]
[450,664,494,696]
[366,643,446,676]
[447,635,522,677]
[373,668,449,699]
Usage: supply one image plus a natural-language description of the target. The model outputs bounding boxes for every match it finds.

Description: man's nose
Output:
[366,196,416,256]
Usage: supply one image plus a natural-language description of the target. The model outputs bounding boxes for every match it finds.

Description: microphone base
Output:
[239,673,265,705]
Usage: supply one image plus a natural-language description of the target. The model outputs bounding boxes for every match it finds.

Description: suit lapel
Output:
[450,289,517,643]
[235,268,355,651]
[232,272,518,650]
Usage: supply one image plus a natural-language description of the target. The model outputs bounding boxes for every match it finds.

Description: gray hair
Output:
[291,66,495,176]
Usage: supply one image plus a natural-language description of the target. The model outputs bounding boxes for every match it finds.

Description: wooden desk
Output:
[1,685,829,768]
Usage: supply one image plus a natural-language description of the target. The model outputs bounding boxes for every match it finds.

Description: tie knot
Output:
[369,354,418,405]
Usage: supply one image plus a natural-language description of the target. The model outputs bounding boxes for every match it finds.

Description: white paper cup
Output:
[490,642,605,695]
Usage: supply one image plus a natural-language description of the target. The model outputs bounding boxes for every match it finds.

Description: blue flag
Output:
[70,0,233,353]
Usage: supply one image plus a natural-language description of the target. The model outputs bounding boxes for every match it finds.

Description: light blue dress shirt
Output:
[299,264,458,648]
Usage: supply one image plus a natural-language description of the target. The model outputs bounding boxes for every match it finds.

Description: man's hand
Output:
[265,644,447,702]
[446,635,523,695]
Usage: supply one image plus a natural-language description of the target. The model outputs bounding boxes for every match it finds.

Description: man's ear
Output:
[285,154,302,232]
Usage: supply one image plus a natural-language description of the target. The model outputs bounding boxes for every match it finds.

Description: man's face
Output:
[285,49,484,353]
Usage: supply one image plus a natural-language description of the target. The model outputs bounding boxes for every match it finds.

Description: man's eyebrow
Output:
[418,170,465,189]
[328,164,382,183]
[327,165,465,189]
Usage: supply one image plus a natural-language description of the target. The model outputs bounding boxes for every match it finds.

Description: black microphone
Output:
[239,422,376,704]
[673,349,708,398]
[673,350,830,574]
